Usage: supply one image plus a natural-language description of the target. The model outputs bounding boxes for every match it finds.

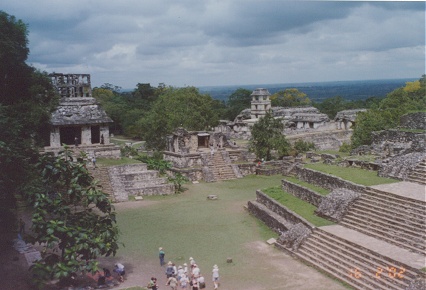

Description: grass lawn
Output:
[263,186,335,227]
[114,175,283,286]
[283,176,330,196]
[106,174,348,290]
[303,163,399,186]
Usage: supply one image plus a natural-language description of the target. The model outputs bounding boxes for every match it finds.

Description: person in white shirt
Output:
[212,265,219,289]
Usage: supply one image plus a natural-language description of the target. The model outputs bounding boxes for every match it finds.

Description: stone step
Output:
[122,178,169,188]
[298,242,408,290]
[362,189,426,213]
[341,215,425,251]
[295,250,390,290]
[294,225,423,290]
[88,167,115,201]
[312,230,419,279]
[406,176,426,185]
[346,207,426,235]
[364,187,426,206]
[119,171,159,181]
[127,183,175,196]
[339,221,426,256]
[350,201,426,229]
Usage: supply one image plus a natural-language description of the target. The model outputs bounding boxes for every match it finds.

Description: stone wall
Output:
[163,151,204,169]
[168,168,203,182]
[286,130,352,151]
[400,112,426,130]
[254,190,314,229]
[236,163,257,176]
[281,179,323,207]
[293,165,366,192]
[371,130,426,156]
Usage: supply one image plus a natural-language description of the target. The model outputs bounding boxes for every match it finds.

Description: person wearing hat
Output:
[166,261,175,278]
[192,264,200,278]
[183,263,188,275]
[212,265,219,289]
[113,263,125,282]
[159,247,165,266]
[179,273,189,289]
[176,265,184,280]
[166,275,178,290]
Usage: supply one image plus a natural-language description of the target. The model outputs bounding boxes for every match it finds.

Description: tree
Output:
[270,88,310,108]
[224,88,252,120]
[26,148,119,288]
[249,111,290,160]
[0,11,57,200]
[136,87,220,150]
[351,75,426,148]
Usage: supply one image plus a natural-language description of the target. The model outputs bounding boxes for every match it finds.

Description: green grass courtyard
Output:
[107,175,349,290]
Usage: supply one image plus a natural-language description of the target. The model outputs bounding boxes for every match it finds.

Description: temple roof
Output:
[50,97,113,126]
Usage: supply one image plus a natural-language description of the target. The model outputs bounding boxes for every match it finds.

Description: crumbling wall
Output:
[281,179,323,207]
[293,165,366,192]
[400,112,426,130]
[315,188,361,222]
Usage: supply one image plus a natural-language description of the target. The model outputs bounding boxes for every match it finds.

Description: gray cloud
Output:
[2,0,424,88]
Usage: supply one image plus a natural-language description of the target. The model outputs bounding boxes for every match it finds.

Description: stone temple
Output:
[44,73,120,158]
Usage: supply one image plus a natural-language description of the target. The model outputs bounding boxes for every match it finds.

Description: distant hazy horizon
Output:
[197,77,417,102]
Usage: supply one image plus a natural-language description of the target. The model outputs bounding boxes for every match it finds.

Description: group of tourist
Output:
[157,248,220,290]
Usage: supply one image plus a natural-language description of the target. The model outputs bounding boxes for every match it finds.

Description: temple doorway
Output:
[60,126,81,145]
[91,125,100,144]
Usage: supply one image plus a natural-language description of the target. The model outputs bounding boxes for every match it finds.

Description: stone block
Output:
[266,238,276,245]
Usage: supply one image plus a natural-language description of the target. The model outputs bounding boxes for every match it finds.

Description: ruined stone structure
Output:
[45,73,120,158]
[164,128,244,182]
[218,88,357,150]
[334,109,366,130]
[250,88,271,119]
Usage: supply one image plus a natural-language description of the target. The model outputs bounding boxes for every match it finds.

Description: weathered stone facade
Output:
[292,165,366,192]
[281,179,323,207]
[44,73,121,158]
[334,109,366,130]
[399,112,426,130]
[315,188,361,222]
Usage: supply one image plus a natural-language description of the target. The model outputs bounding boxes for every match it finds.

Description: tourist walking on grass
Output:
[197,274,206,289]
[92,155,97,168]
[166,261,175,278]
[177,265,184,281]
[212,265,219,289]
[191,264,200,278]
[191,276,200,290]
[166,275,178,290]
[148,277,158,290]
[179,273,189,289]
[159,247,165,266]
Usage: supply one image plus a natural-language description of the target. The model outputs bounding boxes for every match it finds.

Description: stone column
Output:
[100,125,110,144]
[81,126,91,145]
[50,127,61,147]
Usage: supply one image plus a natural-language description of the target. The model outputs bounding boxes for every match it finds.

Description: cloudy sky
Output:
[2,1,425,89]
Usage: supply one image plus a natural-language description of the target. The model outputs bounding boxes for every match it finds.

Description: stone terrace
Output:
[249,164,426,290]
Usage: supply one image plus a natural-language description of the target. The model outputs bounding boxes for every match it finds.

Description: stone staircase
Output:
[295,225,422,290]
[407,158,426,185]
[208,151,238,181]
[293,183,426,290]
[88,166,115,201]
[108,164,175,202]
[340,187,426,256]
